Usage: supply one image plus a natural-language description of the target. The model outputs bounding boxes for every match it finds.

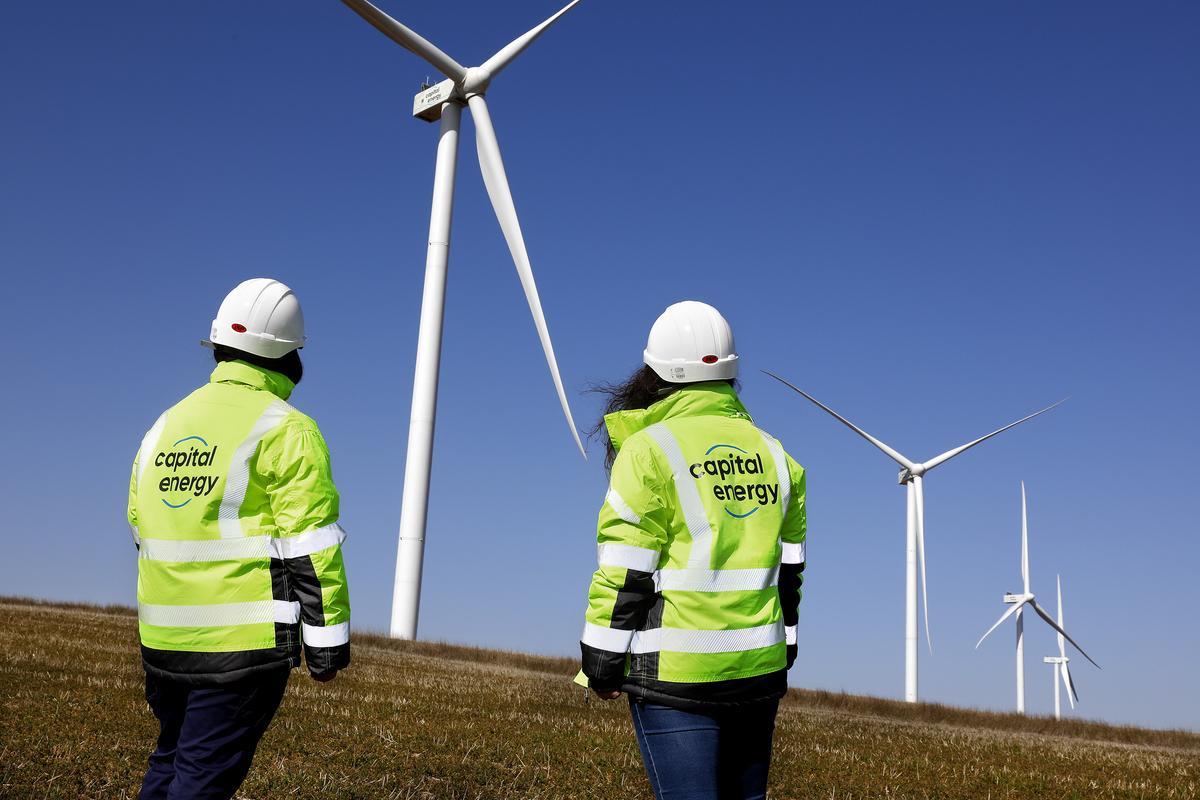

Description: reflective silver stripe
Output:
[135,412,168,489]
[218,400,292,538]
[658,566,779,593]
[277,601,302,623]
[598,543,659,573]
[302,621,349,648]
[130,524,141,548]
[760,432,791,515]
[581,622,635,652]
[645,423,714,569]
[275,523,346,560]
[605,488,641,525]
[138,524,347,563]
[139,536,271,562]
[631,622,784,654]
[785,625,797,645]
[782,541,805,565]
[138,599,299,628]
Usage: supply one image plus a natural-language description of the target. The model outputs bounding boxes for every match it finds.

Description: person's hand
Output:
[593,688,621,700]
[311,670,338,683]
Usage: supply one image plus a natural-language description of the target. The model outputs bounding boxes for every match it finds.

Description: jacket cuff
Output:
[304,643,350,675]
[580,642,626,691]
[302,621,350,674]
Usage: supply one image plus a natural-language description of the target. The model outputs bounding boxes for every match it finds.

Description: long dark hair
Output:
[588,365,677,470]
[588,365,738,470]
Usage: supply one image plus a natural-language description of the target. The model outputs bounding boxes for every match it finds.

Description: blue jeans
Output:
[629,699,779,800]
[138,669,289,800]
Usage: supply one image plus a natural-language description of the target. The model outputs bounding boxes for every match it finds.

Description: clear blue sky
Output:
[2,1,1196,730]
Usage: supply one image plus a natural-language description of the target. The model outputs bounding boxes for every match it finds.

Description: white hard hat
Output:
[644,301,738,383]
[205,278,306,359]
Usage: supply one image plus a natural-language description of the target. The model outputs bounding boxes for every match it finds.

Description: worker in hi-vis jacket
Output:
[580,301,806,800]
[128,278,350,800]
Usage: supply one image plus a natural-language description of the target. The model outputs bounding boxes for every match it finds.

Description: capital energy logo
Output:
[688,443,780,519]
[154,435,220,508]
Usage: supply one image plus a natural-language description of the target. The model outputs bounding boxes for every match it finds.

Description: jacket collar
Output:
[604,381,752,453]
[210,360,295,401]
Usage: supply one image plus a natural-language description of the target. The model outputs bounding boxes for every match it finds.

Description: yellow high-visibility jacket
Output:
[581,382,806,709]
[128,360,350,684]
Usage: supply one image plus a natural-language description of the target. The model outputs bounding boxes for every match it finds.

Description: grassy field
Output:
[1,597,1195,799]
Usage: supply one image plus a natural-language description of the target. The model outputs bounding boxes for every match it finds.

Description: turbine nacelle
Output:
[1003,592,1030,604]
[413,78,459,121]
[412,67,492,123]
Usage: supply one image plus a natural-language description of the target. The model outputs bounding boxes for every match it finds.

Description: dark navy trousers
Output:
[630,699,779,800]
[138,668,289,800]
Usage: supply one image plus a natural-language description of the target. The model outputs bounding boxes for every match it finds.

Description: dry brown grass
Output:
[1,597,1195,799]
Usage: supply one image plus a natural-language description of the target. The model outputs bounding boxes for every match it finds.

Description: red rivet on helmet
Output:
[702,354,719,364]
[231,323,247,333]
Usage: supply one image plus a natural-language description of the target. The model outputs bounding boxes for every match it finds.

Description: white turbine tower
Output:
[976,482,1098,713]
[340,0,588,639]
[764,370,1062,703]
[1042,574,1079,720]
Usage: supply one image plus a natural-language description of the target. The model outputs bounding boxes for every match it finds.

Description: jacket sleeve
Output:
[128,456,140,551]
[779,454,807,669]
[129,412,166,552]
[580,438,671,692]
[263,416,351,676]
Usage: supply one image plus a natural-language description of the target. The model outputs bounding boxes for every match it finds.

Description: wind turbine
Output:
[339,0,588,639]
[1042,574,1079,720]
[763,370,1062,703]
[976,482,1098,713]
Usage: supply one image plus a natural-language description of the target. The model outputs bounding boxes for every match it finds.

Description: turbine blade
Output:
[921,399,1067,473]
[761,371,917,470]
[481,0,584,78]
[915,476,931,654]
[1061,661,1078,708]
[340,0,468,82]
[1021,482,1030,594]
[1029,599,1100,669]
[468,94,585,458]
[975,599,1027,649]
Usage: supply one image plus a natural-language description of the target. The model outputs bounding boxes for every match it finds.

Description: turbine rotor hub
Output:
[460,66,493,95]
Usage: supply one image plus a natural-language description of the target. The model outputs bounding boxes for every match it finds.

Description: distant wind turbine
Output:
[764,370,1063,703]
[1042,574,1079,720]
[339,0,589,640]
[976,482,1099,714]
